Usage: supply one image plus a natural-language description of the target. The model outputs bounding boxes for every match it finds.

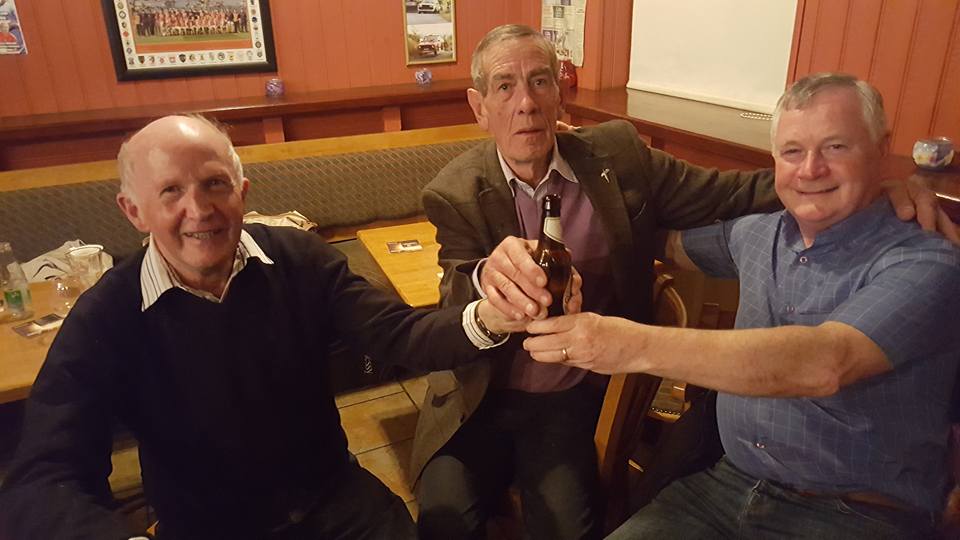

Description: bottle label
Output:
[4,288,24,313]
[542,217,564,243]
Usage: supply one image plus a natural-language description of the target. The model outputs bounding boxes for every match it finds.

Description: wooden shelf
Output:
[0,79,476,171]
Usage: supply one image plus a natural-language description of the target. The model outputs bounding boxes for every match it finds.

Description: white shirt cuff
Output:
[471,258,488,299]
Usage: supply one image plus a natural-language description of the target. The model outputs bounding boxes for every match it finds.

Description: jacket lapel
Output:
[477,142,521,242]
[557,132,640,314]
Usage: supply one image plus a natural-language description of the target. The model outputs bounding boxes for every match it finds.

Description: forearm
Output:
[627,321,887,397]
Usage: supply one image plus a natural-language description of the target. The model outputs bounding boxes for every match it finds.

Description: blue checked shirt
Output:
[682,198,960,512]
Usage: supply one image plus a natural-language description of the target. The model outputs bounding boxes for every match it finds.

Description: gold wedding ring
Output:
[561,348,569,362]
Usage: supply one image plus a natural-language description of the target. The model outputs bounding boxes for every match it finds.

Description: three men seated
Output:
[0,23,957,540]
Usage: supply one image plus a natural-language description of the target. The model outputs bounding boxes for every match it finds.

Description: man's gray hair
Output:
[770,72,887,146]
[471,24,559,95]
[771,72,887,147]
[117,114,244,201]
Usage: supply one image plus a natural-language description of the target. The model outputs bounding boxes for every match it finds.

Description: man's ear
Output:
[116,192,149,233]
[239,177,250,201]
[466,88,488,131]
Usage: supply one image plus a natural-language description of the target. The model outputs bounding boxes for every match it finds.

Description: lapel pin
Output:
[600,168,611,183]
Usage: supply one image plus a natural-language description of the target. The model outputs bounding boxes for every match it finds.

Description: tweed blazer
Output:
[408,120,779,484]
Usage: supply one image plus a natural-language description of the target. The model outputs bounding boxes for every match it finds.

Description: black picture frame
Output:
[100,0,277,81]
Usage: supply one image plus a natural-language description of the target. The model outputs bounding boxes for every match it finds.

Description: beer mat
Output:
[11,313,64,338]
[386,239,423,253]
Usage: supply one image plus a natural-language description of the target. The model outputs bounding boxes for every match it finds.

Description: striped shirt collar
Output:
[497,138,579,199]
[139,229,274,311]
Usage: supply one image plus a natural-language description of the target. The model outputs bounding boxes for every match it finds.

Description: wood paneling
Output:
[283,110,386,141]
[661,142,766,173]
[400,100,476,130]
[789,0,960,155]
[933,6,960,137]
[0,0,540,119]
[0,79,477,170]
[578,0,633,90]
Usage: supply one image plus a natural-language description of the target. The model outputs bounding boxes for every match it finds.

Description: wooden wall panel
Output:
[893,0,957,152]
[400,100,476,130]
[789,0,960,155]
[222,120,268,147]
[789,0,818,81]
[1,132,130,170]
[0,51,29,118]
[807,0,848,73]
[661,141,770,173]
[12,1,58,114]
[868,1,919,148]
[838,0,882,76]
[61,1,116,111]
[0,0,541,119]
[932,7,960,136]
[283,110,386,141]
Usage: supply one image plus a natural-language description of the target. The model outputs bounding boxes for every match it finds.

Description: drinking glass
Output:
[66,244,105,292]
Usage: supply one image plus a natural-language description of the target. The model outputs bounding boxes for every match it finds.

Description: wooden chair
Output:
[594,266,689,533]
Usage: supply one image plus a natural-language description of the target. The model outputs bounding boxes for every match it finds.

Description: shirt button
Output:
[799,255,808,264]
[785,305,795,314]
[755,442,766,449]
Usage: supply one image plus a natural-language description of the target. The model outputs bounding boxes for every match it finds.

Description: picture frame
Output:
[403,0,456,65]
[100,0,277,81]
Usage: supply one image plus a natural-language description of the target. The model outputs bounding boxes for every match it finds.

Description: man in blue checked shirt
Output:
[525,73,960,539]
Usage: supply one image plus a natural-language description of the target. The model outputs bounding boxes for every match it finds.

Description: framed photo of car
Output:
[100,0,277,81]
[404,0,456,65]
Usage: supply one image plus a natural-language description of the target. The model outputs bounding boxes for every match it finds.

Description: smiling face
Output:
[116,116,248,293]
[467,36,562,183]
[773,86,888,244]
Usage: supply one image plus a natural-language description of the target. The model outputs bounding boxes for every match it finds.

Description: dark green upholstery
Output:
[0,140,480,262]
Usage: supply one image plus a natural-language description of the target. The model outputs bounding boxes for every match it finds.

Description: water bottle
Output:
[0,242,33,322]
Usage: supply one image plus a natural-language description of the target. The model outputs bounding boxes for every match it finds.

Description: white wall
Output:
[628,0,798,113]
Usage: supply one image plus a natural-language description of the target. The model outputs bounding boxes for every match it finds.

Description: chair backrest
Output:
[593,267,688,531]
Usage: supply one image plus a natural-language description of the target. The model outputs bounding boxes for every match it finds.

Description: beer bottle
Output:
[533,194,572,317]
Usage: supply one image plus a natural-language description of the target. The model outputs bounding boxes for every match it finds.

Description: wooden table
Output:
[357,221,442,308]
[0,281,62,404]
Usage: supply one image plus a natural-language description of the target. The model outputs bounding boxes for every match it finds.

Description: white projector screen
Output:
[628,0,797,113]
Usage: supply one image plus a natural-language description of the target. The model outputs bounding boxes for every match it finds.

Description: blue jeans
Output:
[607,457,936,539]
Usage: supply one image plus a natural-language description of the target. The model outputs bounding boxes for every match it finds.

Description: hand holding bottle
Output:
[480,195,580,320]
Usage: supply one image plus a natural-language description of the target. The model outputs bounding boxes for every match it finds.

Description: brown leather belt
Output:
[795,489,912,513]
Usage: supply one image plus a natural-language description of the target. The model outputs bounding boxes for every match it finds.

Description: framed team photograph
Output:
[404,0,456,65]
[100,0,277,81]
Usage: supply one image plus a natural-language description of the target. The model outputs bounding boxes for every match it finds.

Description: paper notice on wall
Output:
[541,0,586,66]
[0,0,26,55]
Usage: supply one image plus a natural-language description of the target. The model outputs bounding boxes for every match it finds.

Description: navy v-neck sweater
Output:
[0,225,476,539]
